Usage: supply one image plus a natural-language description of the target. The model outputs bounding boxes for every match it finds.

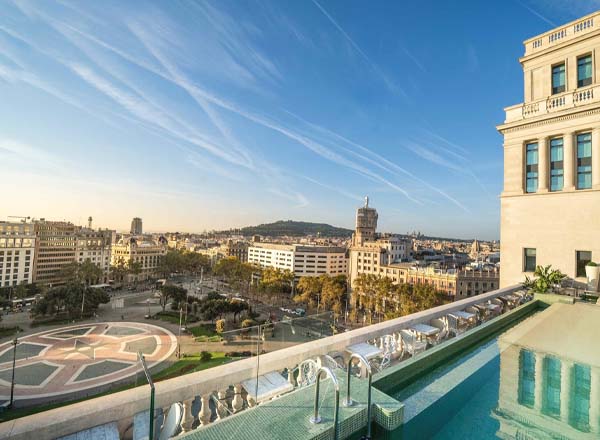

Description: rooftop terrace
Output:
[0,284,535,440]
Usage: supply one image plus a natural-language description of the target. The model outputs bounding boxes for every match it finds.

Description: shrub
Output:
[523,265,567,293]
[241,319,257,328]
[586,261,598,267]
[215,319,226,334]
[225,351,252,357]
[200,351,212,362]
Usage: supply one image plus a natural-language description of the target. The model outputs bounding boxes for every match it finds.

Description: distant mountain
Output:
[240,220,353,237]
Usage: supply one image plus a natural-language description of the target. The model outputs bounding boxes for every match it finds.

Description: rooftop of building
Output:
[7,287,599,440]
[522,10,600,59]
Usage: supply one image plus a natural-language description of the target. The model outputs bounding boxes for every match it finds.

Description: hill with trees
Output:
[239,220,352,237]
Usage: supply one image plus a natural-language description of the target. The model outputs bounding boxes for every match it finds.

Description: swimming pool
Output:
[376,303,600,439]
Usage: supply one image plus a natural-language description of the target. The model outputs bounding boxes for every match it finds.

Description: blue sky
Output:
[0,0,598,239]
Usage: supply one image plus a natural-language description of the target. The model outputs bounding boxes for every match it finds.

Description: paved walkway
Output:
[0,322,176,403]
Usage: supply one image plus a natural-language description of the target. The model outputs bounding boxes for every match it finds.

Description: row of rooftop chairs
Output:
[63,291,533,439]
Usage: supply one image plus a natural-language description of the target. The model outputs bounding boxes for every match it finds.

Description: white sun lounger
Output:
[241,371,294,403]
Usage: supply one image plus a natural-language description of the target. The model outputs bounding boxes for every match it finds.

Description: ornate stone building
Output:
[498,11,600,287]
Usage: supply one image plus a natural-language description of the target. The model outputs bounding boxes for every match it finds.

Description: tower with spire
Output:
[352,196,378,246]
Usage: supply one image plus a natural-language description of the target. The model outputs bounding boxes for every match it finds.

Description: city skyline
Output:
[1,1,596,240]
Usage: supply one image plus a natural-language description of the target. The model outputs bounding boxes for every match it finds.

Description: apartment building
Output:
[33,220,78,286]
[348,198,411,288]
[247,243,348,277]
[130,217,143,235]
[224,240,249,262]
[76,228,114,283]
[0,222,35,288]
[498,12,600,287]
[111,236,167,281]
[348,201,498,298]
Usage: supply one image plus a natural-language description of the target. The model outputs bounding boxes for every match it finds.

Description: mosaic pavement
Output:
[0,322,176,401]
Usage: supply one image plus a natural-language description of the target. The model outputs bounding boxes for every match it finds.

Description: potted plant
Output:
[585,261,599,292]
[523,265,566,293]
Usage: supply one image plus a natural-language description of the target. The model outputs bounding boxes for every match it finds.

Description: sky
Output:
[1,0,599,240]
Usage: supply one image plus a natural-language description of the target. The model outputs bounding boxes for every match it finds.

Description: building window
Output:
[526,142,539,193]
[542,356,561,418]
[577,133,592,189]
[577,55,592,88]
[524,248,536,272]
[576,251,592,278]
[518,349,536,408]
[552,63,566,94]
[570,364,591,430]
[550,138,564,191]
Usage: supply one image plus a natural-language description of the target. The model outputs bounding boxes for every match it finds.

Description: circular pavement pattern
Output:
[0,322,176,401]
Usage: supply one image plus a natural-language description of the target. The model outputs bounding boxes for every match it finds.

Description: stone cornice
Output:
[497,105,600,134]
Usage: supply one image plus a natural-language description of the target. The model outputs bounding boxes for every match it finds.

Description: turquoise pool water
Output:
[377,320,597,439]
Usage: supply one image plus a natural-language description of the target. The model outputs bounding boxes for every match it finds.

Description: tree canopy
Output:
[352,273,448,323]
[32,284,109,318]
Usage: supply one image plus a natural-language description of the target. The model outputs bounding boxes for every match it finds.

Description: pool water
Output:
[377,310,598,439]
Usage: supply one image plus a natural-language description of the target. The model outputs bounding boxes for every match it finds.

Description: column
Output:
[181,398,194,432]
[216,389,229,420]
[199,394,212,426]
[560,360,573,424]
[538,136,549,192]
[563,132,575,191]
[287,365,296,386]
[232,384,244,413]
[534,352,545,412]
[592,128,600,189]
[590,367,600,434]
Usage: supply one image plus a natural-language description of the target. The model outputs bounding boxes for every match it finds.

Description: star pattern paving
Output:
[0,323,176,400]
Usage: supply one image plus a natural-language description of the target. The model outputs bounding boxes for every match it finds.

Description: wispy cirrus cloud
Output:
[515,0,557,26]
[311,0,405,97]
[0,0,478,219]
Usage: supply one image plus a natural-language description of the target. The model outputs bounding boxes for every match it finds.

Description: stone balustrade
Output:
[503,84,600,124]
[0,284,524,440]
[524,12,598,56]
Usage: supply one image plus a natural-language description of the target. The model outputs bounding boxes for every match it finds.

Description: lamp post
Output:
[9,337,18,408]
[177,307,183,358]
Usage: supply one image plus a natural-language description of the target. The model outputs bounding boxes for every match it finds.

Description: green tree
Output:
[110,258,128,284]
[259,267,294,305]
[321,275,347,315]
[183,251,211,277]
[127,259,143,286]
[32,284,109,318]
[294,276,323,309]
[60,260,103,286]
[159,250,186,278]
[14,282,28,301]
[158,284,187,312]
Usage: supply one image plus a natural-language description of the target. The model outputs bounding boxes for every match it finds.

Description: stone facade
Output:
[110,236,167,281]
[0,222,35,288]
[33,220,78,286]
[498,11,600,287]
[75,228,114,283]
[247,243,348,277]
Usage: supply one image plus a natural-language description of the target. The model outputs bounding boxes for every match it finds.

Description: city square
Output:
[0,322,176,405]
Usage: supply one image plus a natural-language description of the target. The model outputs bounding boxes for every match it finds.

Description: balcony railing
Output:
[524,12,599,56]
[503,84,600,123]
[0,284,524,440]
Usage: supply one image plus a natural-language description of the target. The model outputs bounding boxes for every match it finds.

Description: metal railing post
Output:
[344,353,373,439]
[309,366,340,440]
